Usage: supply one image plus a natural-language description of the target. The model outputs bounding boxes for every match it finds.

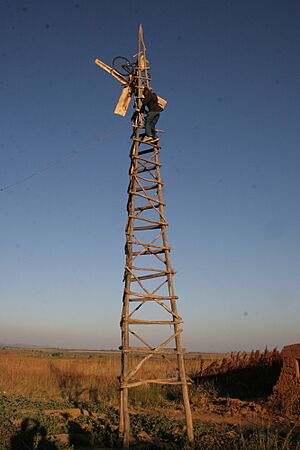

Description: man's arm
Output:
[141,90,152,113]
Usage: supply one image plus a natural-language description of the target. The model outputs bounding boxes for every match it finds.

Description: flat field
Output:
[0,347,299,449]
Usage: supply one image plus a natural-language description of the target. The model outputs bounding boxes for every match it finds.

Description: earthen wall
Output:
[270,343,300,416]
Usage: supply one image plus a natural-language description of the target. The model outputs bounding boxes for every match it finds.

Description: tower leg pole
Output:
[155,148,194,444]
[120,286,131,447]
[122,388,130,448]
[180,359,194,442]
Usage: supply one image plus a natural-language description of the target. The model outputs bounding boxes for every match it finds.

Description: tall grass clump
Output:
[191,348,282,401]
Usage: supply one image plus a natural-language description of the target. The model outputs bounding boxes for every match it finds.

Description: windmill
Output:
[95,38,166,117]
[95,25,194,448]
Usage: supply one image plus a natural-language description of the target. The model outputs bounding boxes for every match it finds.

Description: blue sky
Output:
[0,0,299,351]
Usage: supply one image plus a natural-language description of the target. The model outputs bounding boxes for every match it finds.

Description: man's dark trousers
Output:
[145,111,160,137]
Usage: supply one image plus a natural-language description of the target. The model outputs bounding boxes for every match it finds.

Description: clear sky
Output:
[1,0,299,352]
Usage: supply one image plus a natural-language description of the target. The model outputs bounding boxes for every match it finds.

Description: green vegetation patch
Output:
[1,393,300,449]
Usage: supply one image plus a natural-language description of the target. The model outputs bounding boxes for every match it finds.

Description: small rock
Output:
[226,430,237,437]
[137,430,152,442]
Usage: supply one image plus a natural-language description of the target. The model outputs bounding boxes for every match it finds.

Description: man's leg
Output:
[145,113,152,137]
[150,112,160,137]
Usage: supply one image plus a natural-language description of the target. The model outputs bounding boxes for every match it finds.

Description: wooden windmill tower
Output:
[95,25,194,448]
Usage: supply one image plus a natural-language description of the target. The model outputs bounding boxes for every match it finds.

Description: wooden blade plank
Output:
[157,95,167,110]
[114,85,133,116]
[95,58,128,85]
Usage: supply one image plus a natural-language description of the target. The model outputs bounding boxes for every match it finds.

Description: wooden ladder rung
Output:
[134,203,160,212]
[121,379,190,389]
[137,165,157,174]
[133,225,162,231]
[127,319,182,325]
[132,248,165,256]
[129,190,165,205]
[130,215,167,226]
[136,174,161,184]
[131,265,166,272]
[121,347,184,355]
[138,148,155,156]
[133,138,160,148]
[130,271,171,281]
[135,184,158,192]
[128,242,172,251]
[128,295,178,301]
[133,155,161,166]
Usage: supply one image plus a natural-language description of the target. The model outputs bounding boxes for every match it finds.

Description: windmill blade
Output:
[157,96,167,110]
[95,58,128,85]
[95,57,165,115]
[114,85,133,116]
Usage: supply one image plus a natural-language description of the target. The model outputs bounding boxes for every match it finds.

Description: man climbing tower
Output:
[141,87,163,142]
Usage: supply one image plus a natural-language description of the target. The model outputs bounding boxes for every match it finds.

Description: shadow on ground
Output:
[10,418,58,450]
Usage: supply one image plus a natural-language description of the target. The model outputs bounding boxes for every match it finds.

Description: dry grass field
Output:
[0,349,121,402]
[0,347,299,449]
[0,348,205,403]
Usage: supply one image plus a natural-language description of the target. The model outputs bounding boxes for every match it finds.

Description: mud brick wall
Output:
[270,343,300,416]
